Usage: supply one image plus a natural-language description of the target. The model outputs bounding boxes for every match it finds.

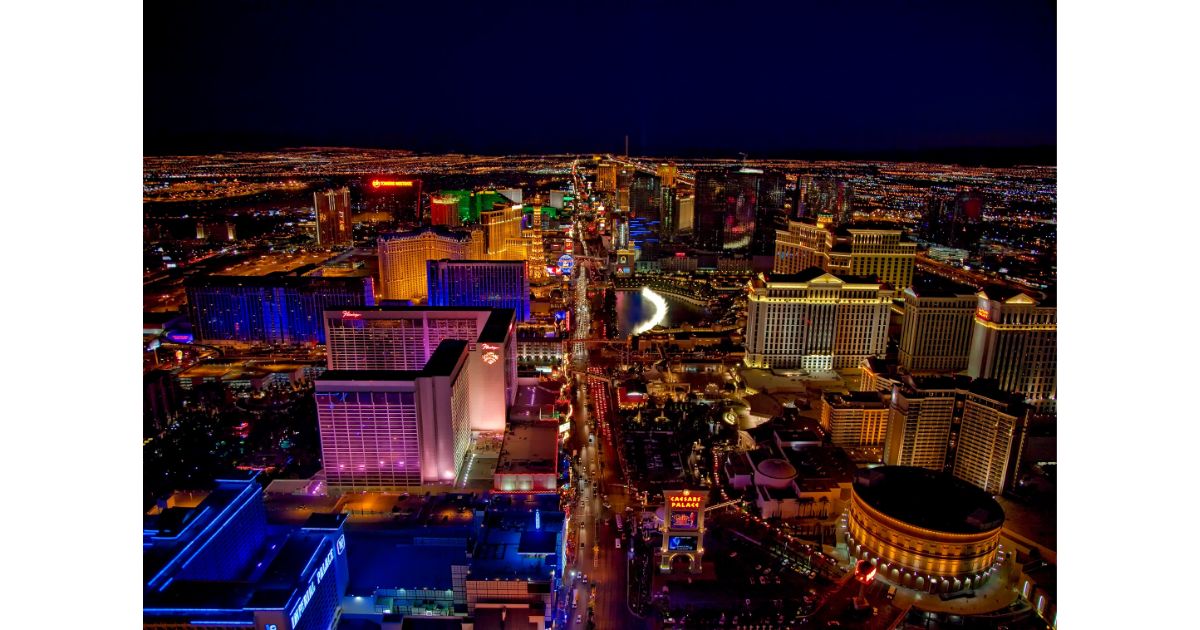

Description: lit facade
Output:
[430,194,462,227]
[774,220,916,289]
[144,474,349,630]
[693,167,786,255]
[743,268,893,370]
[845,466,1004,593]
[314,187,353,247]
[952,389,1029,495]
[427,259,531,322]
[883,379,958,471]
[885,377,1030,495]
[968,288,1057,406]
[323,306,516,432]
[185,274,374,344]
[378,227,483,301]
[660,489,707,573]
[899,279,978,373]
[821,391,889,447]
[656,162,678,188]
[316,340,472,491]
[480,204,525,259]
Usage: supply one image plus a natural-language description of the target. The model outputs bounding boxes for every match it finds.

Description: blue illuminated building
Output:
[186,271,375,345]
[628,214,661,261]
[143,473,349,630]
[426,259,530,322]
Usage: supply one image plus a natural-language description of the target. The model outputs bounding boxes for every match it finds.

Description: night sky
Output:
[145,1,1056,159]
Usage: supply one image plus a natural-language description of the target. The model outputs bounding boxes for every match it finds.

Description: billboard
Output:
[668,536,698,551]
[557,254,576,275]
[666,492,703,531]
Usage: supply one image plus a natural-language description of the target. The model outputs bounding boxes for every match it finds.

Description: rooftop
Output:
[823,391,888,409]
[853,466,1005,534]
[908,272,979,298]
[469,494,563,582]
[212,252,335,277]
[495,421,559,476]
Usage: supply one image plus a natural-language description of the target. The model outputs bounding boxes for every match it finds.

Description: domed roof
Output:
[756,458,797,480]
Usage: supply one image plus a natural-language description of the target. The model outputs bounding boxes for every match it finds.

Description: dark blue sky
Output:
[145,1,1056,159]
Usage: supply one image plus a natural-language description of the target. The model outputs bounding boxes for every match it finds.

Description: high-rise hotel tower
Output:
[968,287,1057,408]
[743,268,893,371]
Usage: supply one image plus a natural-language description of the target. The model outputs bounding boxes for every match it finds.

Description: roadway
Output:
[564,373,644,630]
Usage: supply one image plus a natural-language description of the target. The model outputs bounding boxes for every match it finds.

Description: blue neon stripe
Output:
[148,483,260,587]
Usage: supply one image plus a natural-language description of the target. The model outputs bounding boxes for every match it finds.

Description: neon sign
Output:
[371,179,414,188]
[336,533,346,555]
[482,352,499,365]
[481,343,501,352]
[341,311,362,319]
[667,495,703,509]
[290,549,335,627]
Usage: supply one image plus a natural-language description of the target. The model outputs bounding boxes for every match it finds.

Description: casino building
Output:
[844,466,1005,594]
[323,306,516,433]
[143,473,349,630]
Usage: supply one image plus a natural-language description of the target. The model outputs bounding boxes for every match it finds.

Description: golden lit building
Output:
[656,163,677,188]
[967,287,1057,407]
[596,161,618,192]
[743,268,893,370]
[952,388,1029,495]
[481,204,524,259]
[378,227,482,301]
[883,378,959,471]
[845,466,1005,593]
[821,391,889,448]
[774,220,916,289]
[899,277,979,373]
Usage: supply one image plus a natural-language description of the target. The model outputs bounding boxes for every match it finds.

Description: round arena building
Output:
[845,466,1005,593]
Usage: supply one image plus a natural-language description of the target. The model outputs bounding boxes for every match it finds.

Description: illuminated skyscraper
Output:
[656,163,678,188]
[884,377,960,471]
[323,306,516,432]
[596,161,618,192]
[743,268,893,370]
[953,385,1029,495]
[316,339,472,491]
[480,204,524,259]
[899,276,979,373]
[378,227,483,301]
[427,259,531,321]
[774,220,916,289]
[968,287,1057,407]
[693,167,786,254]
[185,272,375,344]
[676,195,694,232]
[430,194,462,227]
[629,173,662,220]
[364,177,422,222]
[314,187,353,247]
[821,391,889,449]
[884,376,1030,493]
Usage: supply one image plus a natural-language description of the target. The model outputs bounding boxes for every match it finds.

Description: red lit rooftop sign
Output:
[371,179,414,188]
